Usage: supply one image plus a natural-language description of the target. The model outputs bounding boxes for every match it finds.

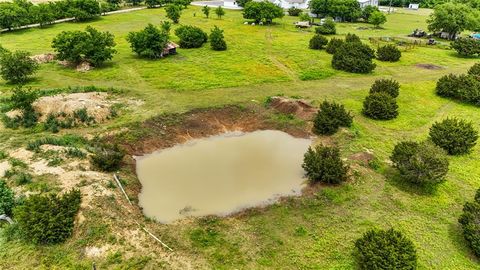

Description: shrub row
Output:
[436,64,480,105]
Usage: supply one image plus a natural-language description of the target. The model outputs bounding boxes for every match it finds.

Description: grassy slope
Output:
[0,6,480,269]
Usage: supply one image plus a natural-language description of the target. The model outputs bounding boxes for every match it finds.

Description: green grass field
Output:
[0,5,480,269]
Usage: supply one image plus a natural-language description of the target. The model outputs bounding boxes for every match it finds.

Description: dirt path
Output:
[265,28,300,82]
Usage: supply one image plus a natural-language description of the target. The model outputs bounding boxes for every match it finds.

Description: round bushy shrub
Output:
[435,74,480,105]
[210,26,227,51]
[313,100,353,135]
[355,228,417,270]
[369,78,400,98]
[90,144,125,171]
[345,33,361,43]
[302,145,349,184]
[459,189,480,257]
[468,63,480,78]
[390,141,449,185]
[0,50,39,84]
[14,189,81,244]
[326,38,344,54]
[287,7,302,16]
[315,18,336,35]
[429,118,478,155]
[332,42,376,73]
[126,24,169,59]
[174,25,208,48]
[376,44,401,62]
[309,34,328,50]
[451,37,480,57]
[0,180,14,216]
[362,92,398,120]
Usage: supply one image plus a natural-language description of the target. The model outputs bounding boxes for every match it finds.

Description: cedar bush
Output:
[315,18,336,35]
[326,38,344,54]
[369,78,400,98]
[287,7,302,16]
[309,34,328,50]
[429,118,478,155]
[468,63,480,78]
[362,92,398,120]
[174,25,208,48]
[14,189,81,244]
[90,144,125,171]
[459,188,480,257]
[435,74,480,105]
[345,33,361,43]
[332,42,376,73]
[354,228,417,270]
[313,100,353,135]
[0,180,14,216]
[451,37,480,57]
[210,26,227,51]
[376,44,401,62]
[390,141,449,185]
[302,145,349,184]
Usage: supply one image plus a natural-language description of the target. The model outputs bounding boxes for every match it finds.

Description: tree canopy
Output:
[127,23,170,59]
[427,3,480,40]
[243,1,284,24]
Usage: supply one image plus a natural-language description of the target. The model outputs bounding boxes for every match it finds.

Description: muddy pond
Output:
[136,130,311,223]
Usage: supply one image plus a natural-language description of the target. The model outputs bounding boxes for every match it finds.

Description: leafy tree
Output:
[14,189,81,244]
[330,0,361,22]
[202,5,210,18]
[326,37,344,54]
[0,180,14,216]
[175,25,208,48]
[0,50,38,84]
[427,3,480,40]
[369,78,400,98]
[52,26,116,66]
[429,118,478,155]
[302,145,349,184]
[355,228,417,270]
[173,0,191,8]
[165,4,181,23]
[236,0,251,7]
[309,34,328,50]
[391,141,449,185]
[451,38,480,57]
[31,3,55,27]
[91,144,124,171]
[345,33,360,43]
[313,100,353,135]
[459,188,480,257]
[125,0,143,5]
[145,0,162,8]
[309,0,329,18]
[362,92,398,120]
[215,6,225,19]
[243,1,284,24]
[127,24,169,59]
[315,18,336,35]
[361,5,379,20]
[0,3,28,30]
[3,86,39,128]
[68,0,101,21]
[368,10,387,28]
[287,7,302,16]
[332,41,376,73]
[210,26,227,51]
[377,44,401,62]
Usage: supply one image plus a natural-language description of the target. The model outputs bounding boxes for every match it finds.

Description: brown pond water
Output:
[136,130,311,223]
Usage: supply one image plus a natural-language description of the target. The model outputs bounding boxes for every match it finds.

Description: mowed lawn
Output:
[0,5,480,270]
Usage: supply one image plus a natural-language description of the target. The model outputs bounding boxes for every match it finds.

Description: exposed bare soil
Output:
[415,63,443,70]
[269,96,318,120]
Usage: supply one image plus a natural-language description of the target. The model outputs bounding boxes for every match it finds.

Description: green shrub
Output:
[451,38,480,57]
[175,25,208,48]
[165,4,181,23]
[326,38,344,54]
[313,100,353,135]
[429,118,478,155]
[368,10,387,28]
[302,145,349,184]
[354,228,417,270]
[315,18,336,35]
[459,188,480,257]
[309,34,328,50]
[435,74,480,105]
[390,141,449,185]
[332,42,376,73]
[345,33,361,43]
[0,180,14,216]
[210,26,227,51]
[362,92,398,120]
[91,144,125,172]
[127,24,170,59]
[369,78,400,98]
[2,86,39,128]
[376,44,401,62]
[287,7,302,16]
[0,50,39,84]
[14,189,81,244]
[468,63,480,78]
[13,172,32,185]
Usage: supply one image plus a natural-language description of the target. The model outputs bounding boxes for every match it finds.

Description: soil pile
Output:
[269,96,317,120]
[30,53,55,64]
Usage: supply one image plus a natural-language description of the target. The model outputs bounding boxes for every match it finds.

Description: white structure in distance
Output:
[224,0,378,9]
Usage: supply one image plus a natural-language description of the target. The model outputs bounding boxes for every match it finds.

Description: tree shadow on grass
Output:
[383,167,440,196]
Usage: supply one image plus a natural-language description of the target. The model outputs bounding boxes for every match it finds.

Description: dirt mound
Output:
[349,151,375,166]
[33,92,113,123]
[415,63,443,70]
[30,53,55,64]
[269,97,318,120]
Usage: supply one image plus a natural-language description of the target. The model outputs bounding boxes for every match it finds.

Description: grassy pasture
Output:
[0,5,480,269]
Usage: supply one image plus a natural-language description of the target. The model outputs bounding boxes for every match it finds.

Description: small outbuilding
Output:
[163,42,179,56]
[408,3,419,10]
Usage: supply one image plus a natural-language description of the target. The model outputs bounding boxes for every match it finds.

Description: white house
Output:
[224,0,378,9]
